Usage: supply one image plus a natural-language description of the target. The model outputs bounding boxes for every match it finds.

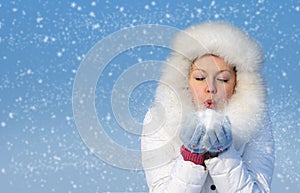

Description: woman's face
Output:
[189,55,236,111]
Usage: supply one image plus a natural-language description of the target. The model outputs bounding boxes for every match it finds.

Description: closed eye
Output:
[217,78,229,83]
[195,77,205,81]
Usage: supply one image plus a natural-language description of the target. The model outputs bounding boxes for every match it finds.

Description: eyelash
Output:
[217,78,229,83]
[194,77,229,83]
[195,77,205,81]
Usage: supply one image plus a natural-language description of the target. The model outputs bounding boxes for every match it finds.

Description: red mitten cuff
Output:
[180,145,206,166]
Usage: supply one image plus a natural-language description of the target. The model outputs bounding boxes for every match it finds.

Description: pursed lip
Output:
[204,99,215,109]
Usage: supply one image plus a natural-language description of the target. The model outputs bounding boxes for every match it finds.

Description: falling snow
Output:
[0,1,299,193]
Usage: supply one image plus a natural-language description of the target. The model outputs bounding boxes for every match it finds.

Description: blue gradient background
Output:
[1,1,299,192]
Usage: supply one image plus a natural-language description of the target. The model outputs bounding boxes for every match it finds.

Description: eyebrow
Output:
[191,68,232,74]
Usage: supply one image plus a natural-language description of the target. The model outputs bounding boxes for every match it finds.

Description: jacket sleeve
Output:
[142,111,208,193]
[143,154,208,193]
[205,121,275,193]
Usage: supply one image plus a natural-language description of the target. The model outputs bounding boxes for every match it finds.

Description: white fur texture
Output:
[145,21,268,154]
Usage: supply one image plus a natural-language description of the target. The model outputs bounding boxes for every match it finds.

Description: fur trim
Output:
[148,21,268,152]
[171,21,265,73]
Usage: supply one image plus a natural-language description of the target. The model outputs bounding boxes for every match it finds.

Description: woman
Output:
[141,22,275,193]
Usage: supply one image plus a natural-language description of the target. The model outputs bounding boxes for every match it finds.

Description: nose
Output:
[206,79,217,94]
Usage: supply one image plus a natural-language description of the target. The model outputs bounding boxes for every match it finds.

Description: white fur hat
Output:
[170,21,265,73]
[142,22,270,168]
[153,21,268,150]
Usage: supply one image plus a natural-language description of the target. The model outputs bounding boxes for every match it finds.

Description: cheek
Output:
[189,81,205,98]
[191,87,202,97]
[219,85,235,100]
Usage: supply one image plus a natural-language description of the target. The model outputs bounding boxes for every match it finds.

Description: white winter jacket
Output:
[141,22,275,193]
